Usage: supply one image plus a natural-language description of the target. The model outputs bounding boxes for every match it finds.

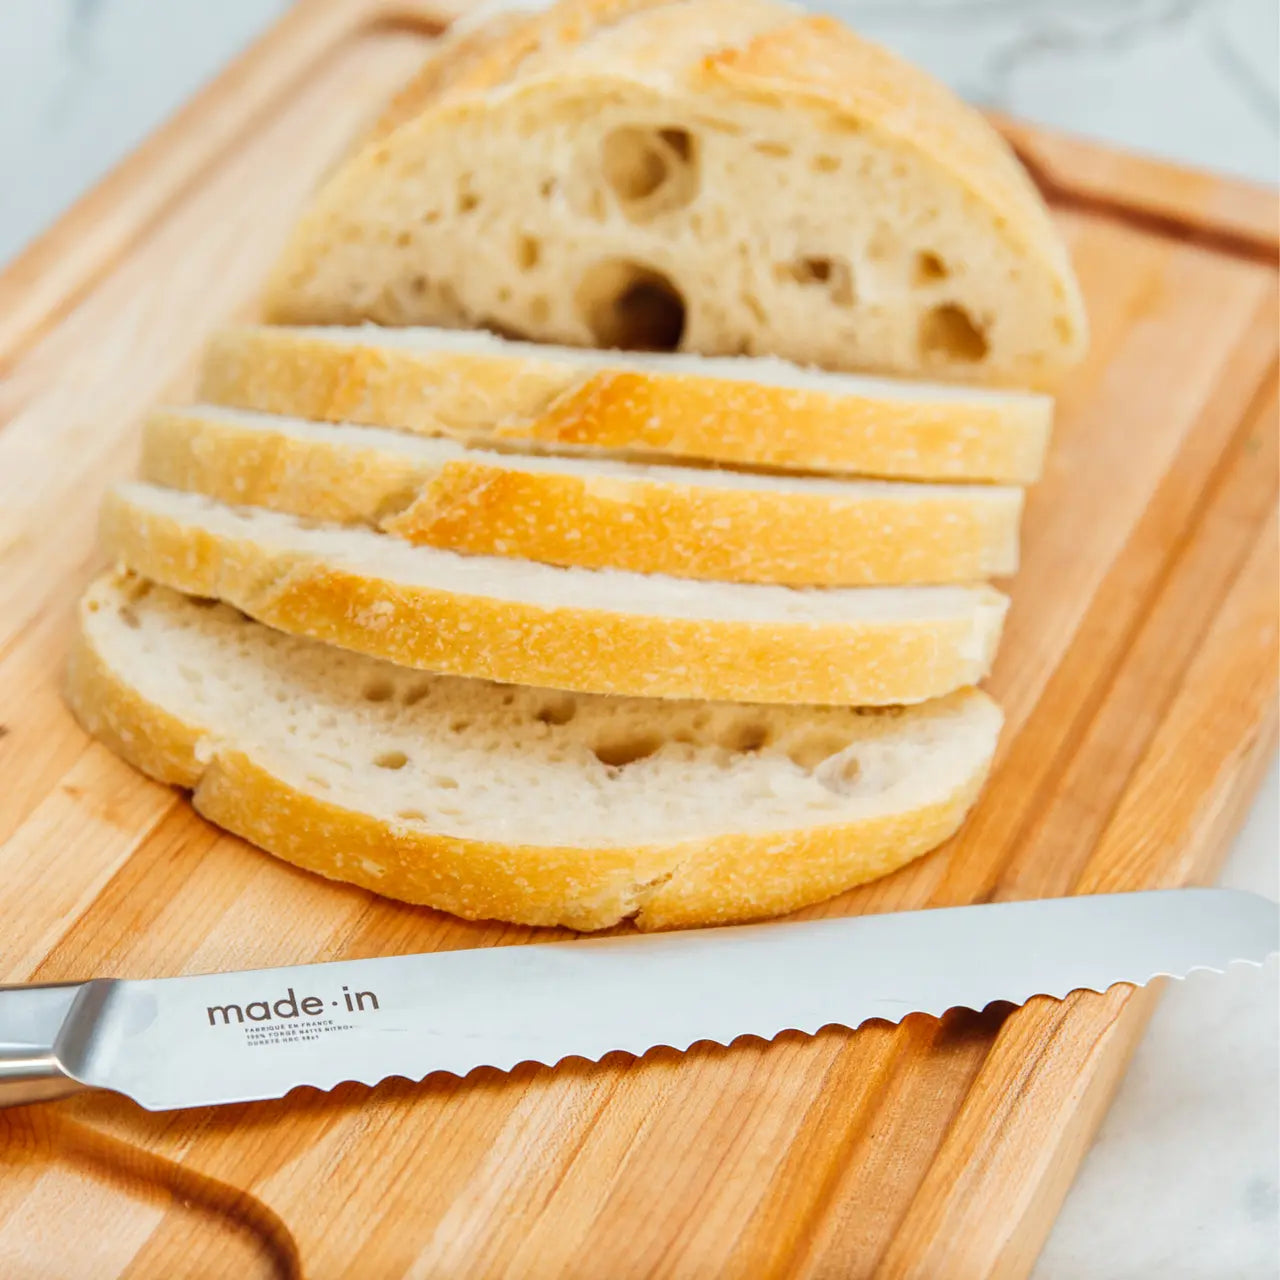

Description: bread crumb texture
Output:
[263,0,1086,389]
[68,571,1002,929]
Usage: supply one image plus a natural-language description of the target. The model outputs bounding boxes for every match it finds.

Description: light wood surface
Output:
[1,3,1277,1276]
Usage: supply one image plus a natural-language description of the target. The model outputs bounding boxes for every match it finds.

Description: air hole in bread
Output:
[722,722,770,752]
[306,774,332,791]
[374,750,409,770]
[787,732,853,772]
[539,177,557,199]
[600,125,699,222]
[410,274,428,295]
[576,260,686,351]
[401,680,432,706]
[421,210,440,225]
[433,776,460,790]
[458,187,480,214]
[753,140,790,157]
[398,808,426,821]
[919,303,989,362]
[395,231,412,248]
[914,251,949,284]
[603,136,664,199]
[516,235,541,271]
[659,127,693,160]
[119,607,141,630]
[812,154,841,172]
[362,677,394,702]
[781,257,855,306]
[593,733,663,768]
[450,718,472,733]
[817,754,862,796]
[529,295,551,324]
[535,697,577,726]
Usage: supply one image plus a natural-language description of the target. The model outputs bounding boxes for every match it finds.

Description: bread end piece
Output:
[263,0,1087,389]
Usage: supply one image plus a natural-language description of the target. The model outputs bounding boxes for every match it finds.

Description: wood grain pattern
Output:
[0,4,1277,1277]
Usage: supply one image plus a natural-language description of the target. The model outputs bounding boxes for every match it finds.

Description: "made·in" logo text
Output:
[206,985,380,1026]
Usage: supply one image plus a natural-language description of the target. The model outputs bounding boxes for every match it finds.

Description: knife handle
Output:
[0,983,93,1107]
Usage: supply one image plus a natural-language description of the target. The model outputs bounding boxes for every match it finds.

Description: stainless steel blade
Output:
[3,888,1275,1111]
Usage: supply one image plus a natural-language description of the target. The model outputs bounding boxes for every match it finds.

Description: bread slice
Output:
[202,325,1053,483]
[261,0,1086,389]
[100,483,1008,706]
[142,405,1023,586]
[67,571,1003,929]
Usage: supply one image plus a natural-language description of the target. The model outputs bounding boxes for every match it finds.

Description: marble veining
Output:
[0,1,1276,1276]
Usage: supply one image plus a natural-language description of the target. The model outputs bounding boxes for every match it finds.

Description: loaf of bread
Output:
[62,0,1052,928]
[67,572,1003,930]
[100,482,1008,705]
[201,325,1054,482]
[262,0,1086,388]
[142,405,1022,586]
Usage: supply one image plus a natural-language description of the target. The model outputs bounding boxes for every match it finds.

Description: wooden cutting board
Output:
[1,2,1276,1276]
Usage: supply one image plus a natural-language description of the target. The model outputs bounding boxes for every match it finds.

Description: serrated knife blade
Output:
[2,888,1275,1112]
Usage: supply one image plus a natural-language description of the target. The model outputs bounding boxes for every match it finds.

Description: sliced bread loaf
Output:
[100,483,1008,706]
[262,0,1086,388]
[68,571,1003,929]
[142,405,1022,586]
[202,325,1053,482]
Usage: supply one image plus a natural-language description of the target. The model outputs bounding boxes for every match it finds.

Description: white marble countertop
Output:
[2,1,1276,1275]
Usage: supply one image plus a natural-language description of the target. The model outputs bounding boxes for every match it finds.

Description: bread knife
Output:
[2,888,1274,1111]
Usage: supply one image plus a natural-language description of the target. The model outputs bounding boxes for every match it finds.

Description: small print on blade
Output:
[203,984,380,1048]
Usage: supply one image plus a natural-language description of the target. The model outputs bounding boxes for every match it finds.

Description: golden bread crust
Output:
[142,408,1022,586]
[100,487,1007,706]
[369,0,675,139]
[201,328,1051,482]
